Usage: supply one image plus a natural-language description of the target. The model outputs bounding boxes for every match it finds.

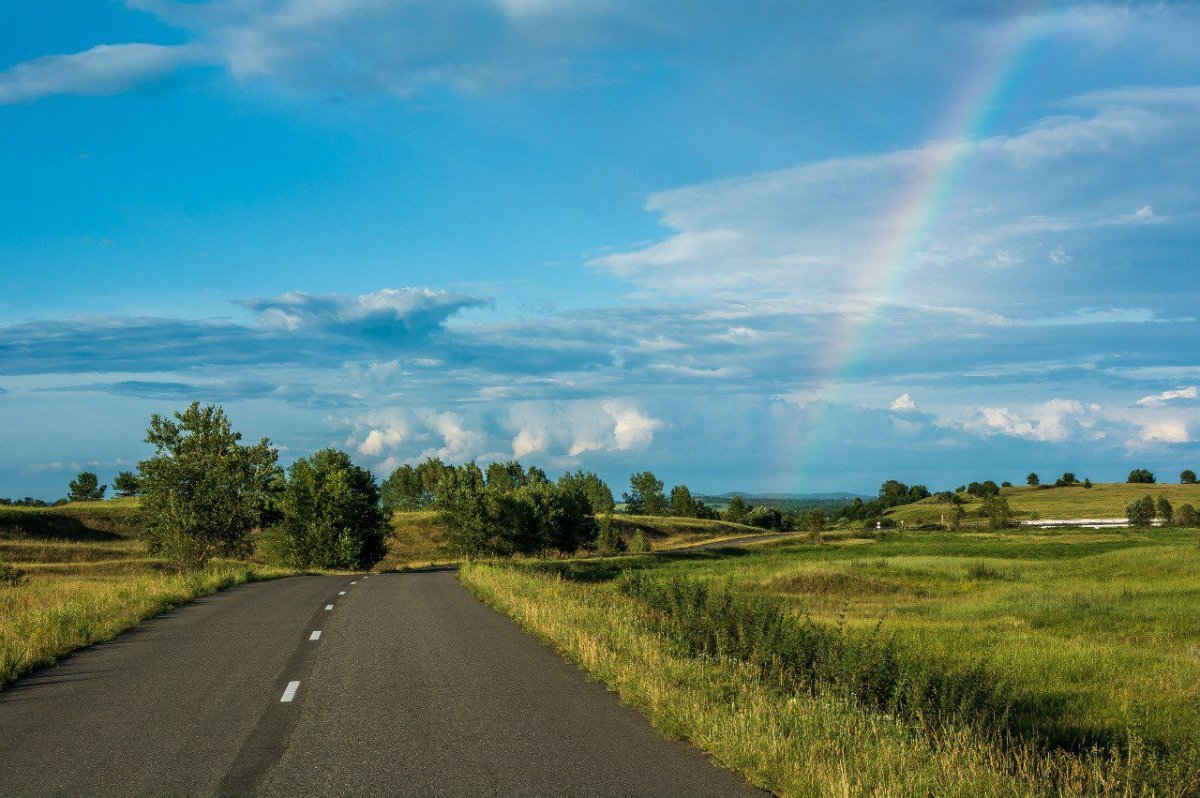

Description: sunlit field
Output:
[461,525,1200,797]
[0,501,294,689]
[886,482,1200,526]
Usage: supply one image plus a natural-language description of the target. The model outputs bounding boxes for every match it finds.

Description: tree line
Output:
[13,403,1200,564]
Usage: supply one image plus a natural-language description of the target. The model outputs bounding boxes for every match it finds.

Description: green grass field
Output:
[883,481,1200,526]
[460,525,1200,797]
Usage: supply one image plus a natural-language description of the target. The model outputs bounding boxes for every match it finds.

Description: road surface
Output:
[0,571,765,797]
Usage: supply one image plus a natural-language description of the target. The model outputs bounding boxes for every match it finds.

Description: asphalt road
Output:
[0,570,765,797]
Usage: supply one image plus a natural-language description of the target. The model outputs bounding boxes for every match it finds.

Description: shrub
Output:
[264,448,387,570]
[1126,495,1156,527]
[0,561,25,587]
[1178,504,1198,527]
[1128,468,1156,484]
[747,505,784,530]
[594,515,625,555]
[1181,469,1197,485]
[628,529,651,554]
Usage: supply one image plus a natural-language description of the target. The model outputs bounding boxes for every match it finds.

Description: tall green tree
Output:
[139,403,279,568]
[624,471,667,516]
[67,471,106,502]
[434,463,491,556]
[669,484,696,517]
[724,494,748,524]
[486,460,527,492]
[558,469,615,514]
[1156,496,1173,525]
[1181,469,1196,485]
[1026,472,1040,486]
[265,449,387,569]
[111,470,141,498]
[381,464,423,512]
[415,458,451,504]
[980,494,1012,530]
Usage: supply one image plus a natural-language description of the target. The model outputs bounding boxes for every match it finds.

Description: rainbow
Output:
[795,4,1055,486]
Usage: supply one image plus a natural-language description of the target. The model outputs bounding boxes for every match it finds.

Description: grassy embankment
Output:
[0,500,295,689]
[885,481,1200,526]
[460,525,1200,797]
[380,510,769,570]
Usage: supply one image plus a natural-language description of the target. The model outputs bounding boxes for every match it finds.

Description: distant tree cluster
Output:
[836,480,929,524]
[0,497,66,507]
[433,460,600,557]
[622,471,720,520]
[1125,494,1182,527]
[1127,469,1156,484]
[966,480,1000,499]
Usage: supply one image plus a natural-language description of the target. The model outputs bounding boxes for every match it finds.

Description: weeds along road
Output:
[0,570,764,798]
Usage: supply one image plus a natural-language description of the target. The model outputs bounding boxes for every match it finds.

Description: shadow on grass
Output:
[0,513,124,542]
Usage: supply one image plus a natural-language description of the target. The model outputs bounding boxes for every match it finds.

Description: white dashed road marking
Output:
[324,604,333,611]
[309,631,321,641]
[350,581,357,585]
[280,681,300,703]
[338,591,346,595]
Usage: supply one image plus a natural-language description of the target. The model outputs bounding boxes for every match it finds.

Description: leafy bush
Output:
[0,561,25,587]
[1126,495,1156,527]
[1178,504,1198,527]
[594,515,625,555]
[1127,468,1156,484]
[263,448,387,570]
[628,529,651,554]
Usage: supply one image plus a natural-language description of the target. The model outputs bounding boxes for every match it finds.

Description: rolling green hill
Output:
[883,481,1200,526]
[0,498,142,541]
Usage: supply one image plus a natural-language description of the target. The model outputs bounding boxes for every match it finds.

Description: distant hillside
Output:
[884,482,1200,526]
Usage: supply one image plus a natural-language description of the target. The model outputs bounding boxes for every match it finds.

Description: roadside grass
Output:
[0,559,296,689]
[460,527,1200,797]
[885,482,1200,526]
[0,500,303,690]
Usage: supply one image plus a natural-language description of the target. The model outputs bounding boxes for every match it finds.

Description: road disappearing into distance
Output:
[0,570,764,797]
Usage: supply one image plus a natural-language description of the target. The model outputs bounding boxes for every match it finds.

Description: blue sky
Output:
[2,1,1200,499]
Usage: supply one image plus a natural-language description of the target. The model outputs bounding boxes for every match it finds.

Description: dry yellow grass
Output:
[460,563,1174,798]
